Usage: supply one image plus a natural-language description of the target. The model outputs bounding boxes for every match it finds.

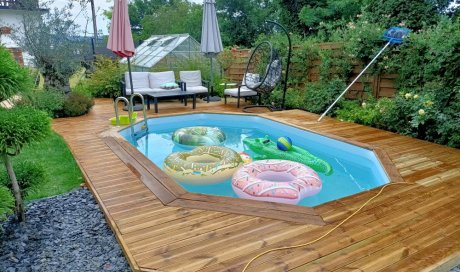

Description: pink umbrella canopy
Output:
[107,0,135,58]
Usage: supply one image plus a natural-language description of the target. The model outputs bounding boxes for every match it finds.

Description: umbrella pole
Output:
[127,57,134,96]
[210,57,213,94]
[205,56,221,102]
[125,57,143,111]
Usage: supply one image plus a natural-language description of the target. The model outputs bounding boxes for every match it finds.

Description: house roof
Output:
[0,0,47,11]
[123,33,201,68]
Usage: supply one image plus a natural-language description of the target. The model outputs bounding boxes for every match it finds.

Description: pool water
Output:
[120,113,389,207]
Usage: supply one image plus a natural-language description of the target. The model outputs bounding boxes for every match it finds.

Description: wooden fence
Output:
[223,43,398,99]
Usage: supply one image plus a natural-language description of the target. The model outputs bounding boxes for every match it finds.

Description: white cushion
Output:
[185,86,208,94]
[147,87,182,93]
[224,87,257,97]
[148,71,176,89]
[126,87,154,95]
[180,70,202,87]
[242,73,260,86]
[125,72,150,89]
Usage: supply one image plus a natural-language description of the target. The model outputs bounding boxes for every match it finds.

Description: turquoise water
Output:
[120,113,389,207]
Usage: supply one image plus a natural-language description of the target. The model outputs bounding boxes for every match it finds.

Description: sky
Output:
[49,0,203,36]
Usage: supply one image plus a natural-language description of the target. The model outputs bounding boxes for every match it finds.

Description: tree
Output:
[276,0,322,34]
[0,46,33,101]
[299,0,363,33]
[362,0,450,31]
[12,0,85,92]
[216,0,278,47]
[140,1,202,41]
[0,107,50,222]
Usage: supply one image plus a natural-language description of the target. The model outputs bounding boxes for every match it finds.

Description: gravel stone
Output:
[0,189,131,272]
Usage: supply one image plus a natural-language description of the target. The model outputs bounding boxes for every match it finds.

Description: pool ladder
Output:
[114,94,149,138]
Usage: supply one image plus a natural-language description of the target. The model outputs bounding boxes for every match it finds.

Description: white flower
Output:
[413,94,419,99]
[361,102,367,108]
[418,109,425,116]
[405,93,412,99]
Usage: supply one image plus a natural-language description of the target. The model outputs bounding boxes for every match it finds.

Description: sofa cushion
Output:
[180,71,202,87]
[224,87,257,97]
[148,87,182,93]
[185,86,208,94]
[126,87,154,95]
[125,72,150,90]
[149,71,176,89]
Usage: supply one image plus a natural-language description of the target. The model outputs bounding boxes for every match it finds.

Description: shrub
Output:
[0,160,48,197]
[304,79,345,114]
[335,99,381,126]
[0,185,14,221]
[62,92,94,117]
[87,56,125,98]
[0,106,50,221]
[72,81,93,98]
[27,88,66,118]
[0,46,34,101]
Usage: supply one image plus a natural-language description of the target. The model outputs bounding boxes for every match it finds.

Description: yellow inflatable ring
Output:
[164,146,243,184]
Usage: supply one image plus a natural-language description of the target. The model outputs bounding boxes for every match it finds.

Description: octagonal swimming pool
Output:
[120,113,389,207]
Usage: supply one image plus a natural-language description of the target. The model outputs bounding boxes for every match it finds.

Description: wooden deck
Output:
[53,98,460,272]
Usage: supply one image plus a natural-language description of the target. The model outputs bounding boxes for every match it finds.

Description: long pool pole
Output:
[317,41,391,122]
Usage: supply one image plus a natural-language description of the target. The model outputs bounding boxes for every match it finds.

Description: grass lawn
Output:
[3,132,83,201]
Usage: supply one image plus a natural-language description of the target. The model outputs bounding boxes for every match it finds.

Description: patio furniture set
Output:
[121,70,262,112]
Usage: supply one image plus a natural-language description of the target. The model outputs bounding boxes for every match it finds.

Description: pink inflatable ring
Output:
[231,159,322,205]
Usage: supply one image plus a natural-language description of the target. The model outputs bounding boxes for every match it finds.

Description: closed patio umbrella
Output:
[107,0,139,109]
[201,0,223,102]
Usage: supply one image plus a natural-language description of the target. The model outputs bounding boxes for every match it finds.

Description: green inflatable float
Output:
[243,136,333,176]
[172,126,226,147]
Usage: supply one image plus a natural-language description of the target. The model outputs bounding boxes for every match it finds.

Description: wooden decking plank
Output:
[204,187,460,272]
[378,231,460,272]
[146,222,310,271]
[180,192,319,215]
[244,195,460,272]
[105,137,179,204]
[130,215,258,256]
[119,209,206,234]
[124,212,228,244]
[286,202,460,272]
[170,198,324,225]
[336,216,460,272]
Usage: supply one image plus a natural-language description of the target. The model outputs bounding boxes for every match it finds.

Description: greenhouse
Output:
[123,33,202,71]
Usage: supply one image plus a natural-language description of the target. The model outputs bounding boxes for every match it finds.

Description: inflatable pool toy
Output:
[164,146,242,184]
[243,136,333,175]
[239,152,253,164]
[231,159,322,205]
[172,126,225,147]
[109,112,137,125]
[277,136,292,151]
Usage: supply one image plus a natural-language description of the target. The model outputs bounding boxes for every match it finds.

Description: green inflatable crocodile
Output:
[243,136,333,176]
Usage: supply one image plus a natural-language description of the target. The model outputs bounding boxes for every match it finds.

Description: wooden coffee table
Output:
[144,91,196,113]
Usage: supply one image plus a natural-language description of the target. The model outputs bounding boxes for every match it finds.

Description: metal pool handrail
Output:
[129,93,149,137]
[114,97,130,126]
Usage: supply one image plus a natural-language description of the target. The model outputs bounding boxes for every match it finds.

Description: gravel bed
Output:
[0,189,130,272]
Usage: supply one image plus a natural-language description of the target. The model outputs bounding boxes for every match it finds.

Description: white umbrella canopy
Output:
[201,0,223,101]
[201,0,223,56]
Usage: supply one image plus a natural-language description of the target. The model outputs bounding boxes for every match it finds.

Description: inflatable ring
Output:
[172,126,225,147]
[164,146,243,184]
[231,159,322,205]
